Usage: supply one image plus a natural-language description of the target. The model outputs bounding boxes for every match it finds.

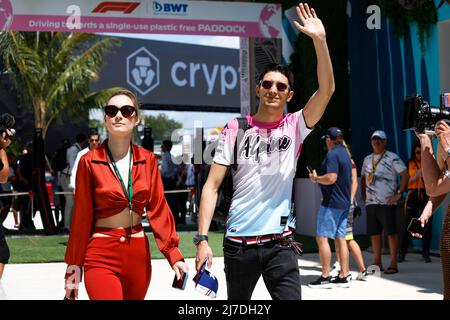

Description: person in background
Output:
[332,141,368,281]
[59,134,87,232]
[308,127,352,289]
[0,129,13,183]
[160,140,179,224]
[69,132,101,191]
[15,143,34,231]
[173,160,187,225]
[360,130,408,274]
[0,128,13,284]
[398,139,431,263]
[0,154,19,229]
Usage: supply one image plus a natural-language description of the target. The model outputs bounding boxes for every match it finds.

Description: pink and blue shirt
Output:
[213,110,312,237]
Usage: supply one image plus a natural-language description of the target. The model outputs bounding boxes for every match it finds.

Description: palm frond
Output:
[45,37,121,108]
[0,31,121,138]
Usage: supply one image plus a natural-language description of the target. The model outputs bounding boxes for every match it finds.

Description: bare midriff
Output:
[93,208,144,238]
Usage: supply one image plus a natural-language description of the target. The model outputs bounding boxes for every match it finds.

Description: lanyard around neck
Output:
[371,150,386,172]
[105,141,133,211]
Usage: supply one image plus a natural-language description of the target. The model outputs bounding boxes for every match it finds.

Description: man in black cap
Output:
[308,127,353,288]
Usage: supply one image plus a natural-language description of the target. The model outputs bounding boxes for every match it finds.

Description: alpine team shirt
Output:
[361,151,407,205]
[213,110,312,237]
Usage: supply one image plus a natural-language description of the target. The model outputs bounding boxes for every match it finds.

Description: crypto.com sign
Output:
[0,0,282,38]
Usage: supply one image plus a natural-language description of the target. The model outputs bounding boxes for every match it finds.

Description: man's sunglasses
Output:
[104,105,136,118]
[259,80,289,92]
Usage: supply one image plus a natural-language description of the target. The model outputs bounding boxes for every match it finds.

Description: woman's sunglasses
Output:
[259,80,289,92]
[104,105,136,118]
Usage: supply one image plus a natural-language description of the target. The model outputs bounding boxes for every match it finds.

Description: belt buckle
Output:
[255,236,265,246]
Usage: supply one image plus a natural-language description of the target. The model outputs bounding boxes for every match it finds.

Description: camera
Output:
[402,93,450,133]
[0,113,16,140]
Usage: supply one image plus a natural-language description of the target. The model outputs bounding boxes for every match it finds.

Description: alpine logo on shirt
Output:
[239,133,292,162]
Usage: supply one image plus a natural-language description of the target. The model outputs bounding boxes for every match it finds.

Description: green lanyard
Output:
[105,141,133,231]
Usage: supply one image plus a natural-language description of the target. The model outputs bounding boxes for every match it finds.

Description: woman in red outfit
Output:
[64,90,188,300]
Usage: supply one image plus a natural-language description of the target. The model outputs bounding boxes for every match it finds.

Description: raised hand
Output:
[293,3,326,41]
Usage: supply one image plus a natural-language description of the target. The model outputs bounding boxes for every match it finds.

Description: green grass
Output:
[6,232,370,264]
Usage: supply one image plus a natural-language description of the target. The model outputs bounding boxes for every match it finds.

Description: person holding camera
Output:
[416,120,450,300]
[0,116,14,291]
[0,115,14,184]
[0,136,12,184]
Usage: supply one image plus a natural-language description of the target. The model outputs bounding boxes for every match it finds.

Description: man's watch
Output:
[445,148,450,160]
[193,234,208,246]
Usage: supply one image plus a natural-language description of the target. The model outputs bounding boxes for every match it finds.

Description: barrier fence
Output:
[0,189,195,227]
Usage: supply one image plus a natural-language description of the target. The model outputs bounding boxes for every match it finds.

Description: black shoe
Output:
[331,274,351,288]
[308,275,333,289]
[397,252,405,263]
[423,254,432,263]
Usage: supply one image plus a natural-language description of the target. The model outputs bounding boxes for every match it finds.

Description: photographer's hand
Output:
[0,130,12,149]
[436,120,450,151]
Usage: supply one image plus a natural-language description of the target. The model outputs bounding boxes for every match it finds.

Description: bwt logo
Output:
[153,1,188,14]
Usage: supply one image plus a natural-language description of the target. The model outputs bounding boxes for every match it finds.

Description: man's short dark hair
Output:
[88,132,99,139]
[258,63,294,89]
[75,133,87,143]
[162,140,173,151]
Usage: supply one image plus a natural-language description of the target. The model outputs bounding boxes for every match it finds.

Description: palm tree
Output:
[0,31,121,139]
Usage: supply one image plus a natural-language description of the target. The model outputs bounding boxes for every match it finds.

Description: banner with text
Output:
[90,36,240,111]
[0,0,282,38]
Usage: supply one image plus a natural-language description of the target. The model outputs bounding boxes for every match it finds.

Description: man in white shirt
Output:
[361,130,408,275]
[195,3,335,300]
[59,133,87,232]
[69,133,100,190]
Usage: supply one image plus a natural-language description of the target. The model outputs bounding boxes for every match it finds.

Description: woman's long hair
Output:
[409,138,421,163]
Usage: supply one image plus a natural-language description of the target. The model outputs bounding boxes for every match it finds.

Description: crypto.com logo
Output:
[126,47,160,95]
[92,1,140,14]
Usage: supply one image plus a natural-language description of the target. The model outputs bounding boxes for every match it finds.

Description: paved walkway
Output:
[0,212,444,300]
[0,251,443,300]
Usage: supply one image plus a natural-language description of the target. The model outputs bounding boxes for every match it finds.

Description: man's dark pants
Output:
[223,238,301,300]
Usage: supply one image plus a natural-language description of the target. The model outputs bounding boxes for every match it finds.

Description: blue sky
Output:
[90,33,241,132]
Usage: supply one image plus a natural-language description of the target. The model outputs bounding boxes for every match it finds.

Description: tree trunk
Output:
[34,100,46,133]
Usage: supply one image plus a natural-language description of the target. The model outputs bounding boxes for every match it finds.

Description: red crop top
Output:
[64,142,184,269]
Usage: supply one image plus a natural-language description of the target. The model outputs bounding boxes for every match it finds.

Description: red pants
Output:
[84,225,151,300]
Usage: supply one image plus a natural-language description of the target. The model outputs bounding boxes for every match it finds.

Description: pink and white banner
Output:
[0,0,282,38]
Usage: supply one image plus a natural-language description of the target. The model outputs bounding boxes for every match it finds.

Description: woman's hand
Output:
[172,260,189,281]
[411,204,433,238]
